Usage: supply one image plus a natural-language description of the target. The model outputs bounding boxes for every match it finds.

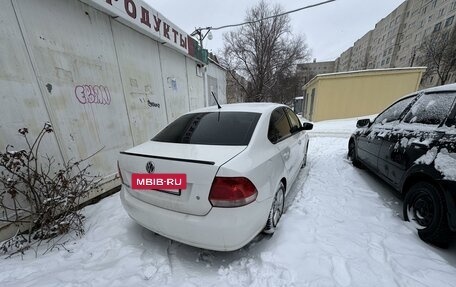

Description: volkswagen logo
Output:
[145,161,155,173]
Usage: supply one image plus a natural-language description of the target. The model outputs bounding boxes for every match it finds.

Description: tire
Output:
[263,182,285,234]
[348,139,362,168]
[301,142,309,168]
[403,181,451,247]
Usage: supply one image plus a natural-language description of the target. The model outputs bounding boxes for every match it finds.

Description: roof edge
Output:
[303,67,427,89]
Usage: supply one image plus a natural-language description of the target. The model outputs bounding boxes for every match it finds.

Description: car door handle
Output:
[298,140,302,145]
[282,151,290,160]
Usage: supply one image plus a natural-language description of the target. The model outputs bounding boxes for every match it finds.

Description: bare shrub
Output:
[0,123,100,257]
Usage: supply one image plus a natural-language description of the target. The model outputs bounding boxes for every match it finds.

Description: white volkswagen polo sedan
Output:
[118,103,312,251]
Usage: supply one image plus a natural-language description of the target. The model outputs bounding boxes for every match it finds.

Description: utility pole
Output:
[190,28,212,107]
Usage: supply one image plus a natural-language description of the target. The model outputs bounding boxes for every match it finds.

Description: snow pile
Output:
[415,147,456,181]
[434,149,456,181]
[415,146,439,165]
[1,118,456,287]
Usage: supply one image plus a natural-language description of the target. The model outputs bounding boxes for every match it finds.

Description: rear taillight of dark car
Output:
[209,177,258,207]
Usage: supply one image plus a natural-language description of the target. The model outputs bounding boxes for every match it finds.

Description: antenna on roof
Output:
[211,91,222,109]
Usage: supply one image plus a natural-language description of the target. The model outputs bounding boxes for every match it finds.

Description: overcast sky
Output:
[147,0,405,62]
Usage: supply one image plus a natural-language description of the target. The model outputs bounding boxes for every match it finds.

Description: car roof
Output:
[422,83,456,93]
[397,83,456,101]
[190,102,287,114]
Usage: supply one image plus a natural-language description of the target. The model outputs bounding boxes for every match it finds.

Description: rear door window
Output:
[268,108,291,143]
[403,92,456,125]
[153,112,261,145]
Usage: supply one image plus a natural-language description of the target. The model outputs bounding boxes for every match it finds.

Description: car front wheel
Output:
[263,182,285,234]
[403,181,451,247]
[348,139,362,168]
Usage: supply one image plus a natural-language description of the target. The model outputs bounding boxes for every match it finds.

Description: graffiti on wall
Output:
[147,100,160,108]
[167,77,177,92]
[139,98,160,108]
[75,85,111,105]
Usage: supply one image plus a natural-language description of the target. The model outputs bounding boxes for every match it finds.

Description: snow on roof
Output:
[396,83,456,101]
[422,83,456,93]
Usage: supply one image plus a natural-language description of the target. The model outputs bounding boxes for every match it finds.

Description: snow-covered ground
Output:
[1,117,456,287]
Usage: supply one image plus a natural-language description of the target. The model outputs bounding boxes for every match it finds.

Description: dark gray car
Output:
[348,83,456,247]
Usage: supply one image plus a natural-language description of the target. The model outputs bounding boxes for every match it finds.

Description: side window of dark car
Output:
[285,108,302,131]
[268,108,291,143]
[403,92,456,125]
[374,96,416,125]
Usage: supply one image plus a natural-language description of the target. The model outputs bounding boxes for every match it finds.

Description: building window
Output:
[386,57,390,64]
[428,15,433,22]
[422,6,428,14]
[434,22,442,32]
[445,15,454,27]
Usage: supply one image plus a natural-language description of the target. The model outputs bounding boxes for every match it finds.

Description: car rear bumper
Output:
[120,187,271,251]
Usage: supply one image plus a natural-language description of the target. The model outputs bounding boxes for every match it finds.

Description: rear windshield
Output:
[152,112,261,145]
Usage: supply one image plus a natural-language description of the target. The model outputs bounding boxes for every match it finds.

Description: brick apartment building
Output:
[303,0,456,87]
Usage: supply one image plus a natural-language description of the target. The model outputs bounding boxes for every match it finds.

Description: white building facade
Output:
[0,0,226,238]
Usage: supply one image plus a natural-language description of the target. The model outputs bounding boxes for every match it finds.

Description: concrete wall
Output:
[0,0,224,238]
[302,68,425,121]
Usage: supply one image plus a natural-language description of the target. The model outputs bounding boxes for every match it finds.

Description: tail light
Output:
[117,160,124,184]
[209,177,258,207]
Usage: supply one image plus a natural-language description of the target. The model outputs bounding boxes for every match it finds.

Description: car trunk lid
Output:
[118,141,246,216]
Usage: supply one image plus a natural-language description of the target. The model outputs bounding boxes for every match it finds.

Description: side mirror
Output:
[356,119,371,128]
[301,122,313,131]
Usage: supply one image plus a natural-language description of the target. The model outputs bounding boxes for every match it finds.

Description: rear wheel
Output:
[403,181,451,247]
[348,139,362,168]
[263,182,285,234]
